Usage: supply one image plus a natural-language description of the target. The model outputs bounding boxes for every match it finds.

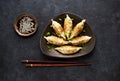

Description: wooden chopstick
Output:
[21,60,91,67]
[26,63,91,67]
[21,60,90,64]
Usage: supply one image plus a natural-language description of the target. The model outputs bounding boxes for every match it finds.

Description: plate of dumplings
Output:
[40,13,95,58]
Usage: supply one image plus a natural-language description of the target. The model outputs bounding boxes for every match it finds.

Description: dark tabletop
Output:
[0,0,120,81]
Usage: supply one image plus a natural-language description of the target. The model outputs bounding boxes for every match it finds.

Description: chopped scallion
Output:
[83,29,86,33]
[47,45,50,48]
[47,42,50,44]
[48,50,51,52]
[58,18,62,21]
[81,43,86,47]
[50,25,52,27]
[46,32,51,36]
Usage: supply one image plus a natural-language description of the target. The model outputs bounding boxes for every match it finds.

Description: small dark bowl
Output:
[40,13,95,58]
[14,14,38,36]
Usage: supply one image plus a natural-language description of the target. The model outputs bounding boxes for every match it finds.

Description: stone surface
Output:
[0,0,120,81]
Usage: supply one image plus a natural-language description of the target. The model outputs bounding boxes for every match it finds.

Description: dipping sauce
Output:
[14,14,38,36]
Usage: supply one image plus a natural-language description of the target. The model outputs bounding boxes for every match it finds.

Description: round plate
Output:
[40,13,95,58]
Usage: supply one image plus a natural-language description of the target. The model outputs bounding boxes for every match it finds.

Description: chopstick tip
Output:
[26,64,33,67]
[21,60,29,63]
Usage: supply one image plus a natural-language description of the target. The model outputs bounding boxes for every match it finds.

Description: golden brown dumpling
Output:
[64,14,73,39]
[51,19,66,39]
[69,36,92,45]
[69,19,86,39]
[55,46,82,54]
[44,36,69,46]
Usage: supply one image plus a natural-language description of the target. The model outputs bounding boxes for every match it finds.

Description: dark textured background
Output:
[0,0,120,81]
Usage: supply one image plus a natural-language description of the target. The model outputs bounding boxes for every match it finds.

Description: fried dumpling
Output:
[69,19,86,39]
[44,36,69,46]
[64,14,73,39]
[55,46,82,54]
[51,19,66,39]
[69,36,92,45]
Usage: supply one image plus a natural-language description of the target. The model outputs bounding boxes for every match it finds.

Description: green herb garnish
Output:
[51,44,57,48]
[81,43,86,47]
[58,18,62,21]
[46,32,51,36]
[64,33,66,37]
[50,25,52,27]
[71,18,74,20]
[47,45,50,48]
[47,42,50,44]
[48,50,51,52]
[70,30,73,34]
[83,29,86,33]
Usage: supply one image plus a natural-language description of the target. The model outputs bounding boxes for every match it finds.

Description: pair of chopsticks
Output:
[21,60,91,67]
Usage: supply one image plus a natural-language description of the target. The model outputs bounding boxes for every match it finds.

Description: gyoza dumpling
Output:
[51,19,66,39]
[44,36,69,46]
[55,46,82,54]
[64,14,73,39]
[69,19,86,39]
[69,36,92,45]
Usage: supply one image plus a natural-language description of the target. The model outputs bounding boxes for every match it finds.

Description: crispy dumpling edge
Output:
[55,46,82,54]
[44,36,69,46]
[69,36,92,45]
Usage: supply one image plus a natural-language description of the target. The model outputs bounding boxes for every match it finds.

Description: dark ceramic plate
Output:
[40,13,95,58]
